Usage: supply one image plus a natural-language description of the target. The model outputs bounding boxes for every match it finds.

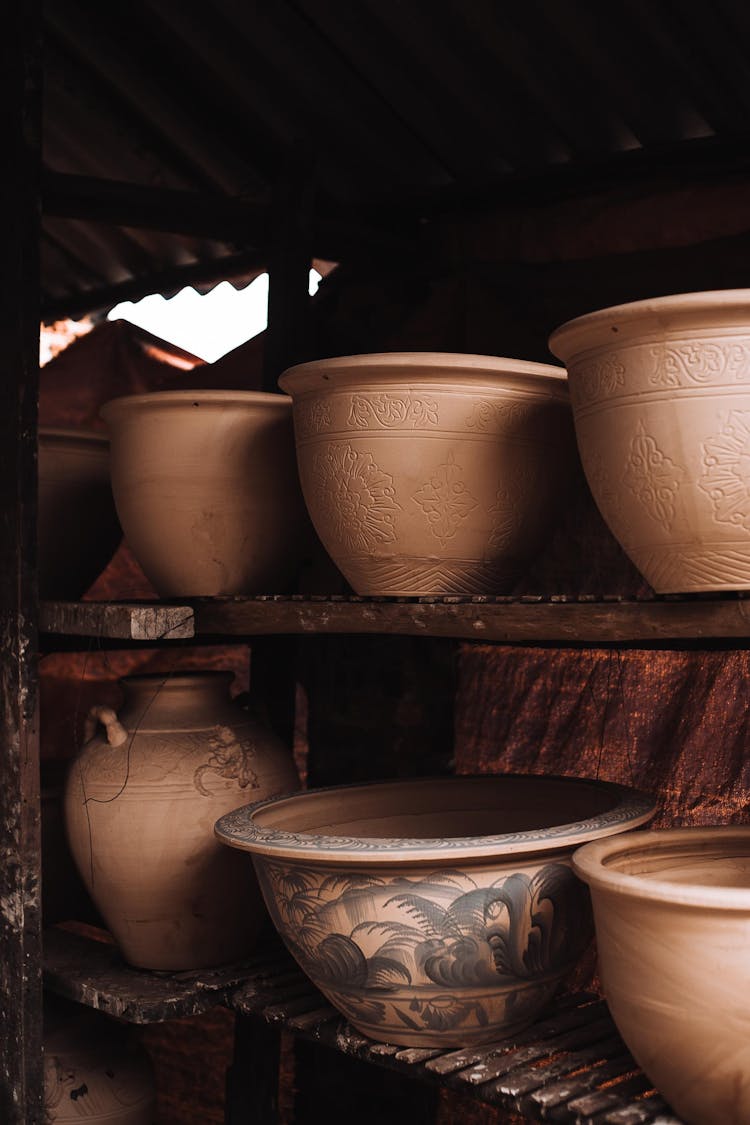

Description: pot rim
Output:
[100,389,292,424]
[573,826,750,910]
[215,773,655,864]
[549,288,750,362]
[278,351,568,398]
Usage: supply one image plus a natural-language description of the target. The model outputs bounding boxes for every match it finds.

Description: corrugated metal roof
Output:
[41,0,750,317]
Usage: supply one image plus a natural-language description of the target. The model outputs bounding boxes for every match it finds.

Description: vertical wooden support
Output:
[225,1016,281,1125]
[0,6,43,1124]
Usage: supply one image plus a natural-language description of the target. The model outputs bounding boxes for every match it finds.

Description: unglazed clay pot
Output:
[38,428,121,599]
[278,353,575,595]
[64,673,299,970]
[216,774,655,1047]
[45,1000,155,1124]
[573,827,750,1125]
[550,289,750,592]
[100,390,307,596]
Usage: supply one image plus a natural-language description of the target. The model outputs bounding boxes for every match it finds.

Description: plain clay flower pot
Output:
[573,827,750,1125]
[550,289,750,593]
[278,352,575,596]
[100,390,308,596]
[216,773,655,1047]
[38,428,121,599]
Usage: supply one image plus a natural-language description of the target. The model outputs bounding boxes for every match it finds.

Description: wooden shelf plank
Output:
[43,927,684,1122]
[40,595,750,644]
[40,600,194,641]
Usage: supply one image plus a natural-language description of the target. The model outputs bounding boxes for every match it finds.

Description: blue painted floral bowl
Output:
[216,774,655,1047]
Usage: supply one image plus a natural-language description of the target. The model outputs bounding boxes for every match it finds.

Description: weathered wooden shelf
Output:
[40,594,750,645]
[45,927,683,1123]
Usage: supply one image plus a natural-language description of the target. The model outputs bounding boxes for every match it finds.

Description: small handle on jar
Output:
[84,705,128,748]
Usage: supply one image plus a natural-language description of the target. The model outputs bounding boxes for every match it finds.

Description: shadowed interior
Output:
[251,776,620,839]
[603,837,750,889]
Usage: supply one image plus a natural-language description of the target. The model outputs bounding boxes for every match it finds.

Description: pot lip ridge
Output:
[214,773,656,864]
[278,351,568,398]
[100,389,292,424]
[38,426,109,447]
[573,825,750,910]
[549,288,750,363]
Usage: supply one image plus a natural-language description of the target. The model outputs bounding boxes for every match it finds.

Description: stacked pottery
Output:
[574,827,750,1125]
[100,390,308,596]
[279,352,576,595]
[64,672,299,970]
[550,289,750,593]
[38,428,121,599]
[215,773,655,1047]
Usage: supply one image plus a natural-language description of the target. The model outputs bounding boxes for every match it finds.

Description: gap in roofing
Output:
[107,268,324,364]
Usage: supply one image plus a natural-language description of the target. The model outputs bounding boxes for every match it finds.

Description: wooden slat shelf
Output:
[44,927,684,1123]
[40,593,750,645]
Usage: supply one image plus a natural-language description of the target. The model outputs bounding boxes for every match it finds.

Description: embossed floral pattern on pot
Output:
[700,410,750,532]
[622,422,685,532]
[412,452,479,547]
[347,392,439,429]
[311,443,401,553]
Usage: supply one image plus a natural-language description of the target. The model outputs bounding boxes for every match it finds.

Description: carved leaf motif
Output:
[412,452,478,546]
[622,422,685,532]
[295,398,333,438]
[347,393,438,429]
[571,357,625,406]
[465,399,533,432]
[310,443,401,552]
[487,487,520,552]
[700,410,750,532]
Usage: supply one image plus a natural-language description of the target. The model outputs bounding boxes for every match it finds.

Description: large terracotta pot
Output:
[38,428,122,599]
[549,290,750,593]
[45,1000,155,1124]
[216,774,655,1047]
[100,390,307,596]
[278,353,575,595]
[574,827,750,1125]
[64,672,299,970]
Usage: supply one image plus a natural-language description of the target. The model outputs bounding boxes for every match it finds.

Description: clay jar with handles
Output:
[64,672,300,970]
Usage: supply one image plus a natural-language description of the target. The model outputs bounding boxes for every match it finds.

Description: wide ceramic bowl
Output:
[278,353,575,595]
[574,827,750,1125]
[100,390,308,596]
[550,290,750,593]
[38,428,122,599]
[216,774,655,1047]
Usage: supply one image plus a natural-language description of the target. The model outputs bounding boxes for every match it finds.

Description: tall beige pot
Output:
[574,827,750,1125]
[550,289,750,592]
[64,673,299,970]
[279,353,575,596]
[100,390,307,596]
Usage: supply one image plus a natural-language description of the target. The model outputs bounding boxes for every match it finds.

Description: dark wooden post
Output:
[0,6,43,1124]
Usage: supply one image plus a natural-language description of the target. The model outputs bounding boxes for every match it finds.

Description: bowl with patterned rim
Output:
[549,289,750,593]
[573,827,750,1125]
[216,774,655,1047]
[278,353,576,596]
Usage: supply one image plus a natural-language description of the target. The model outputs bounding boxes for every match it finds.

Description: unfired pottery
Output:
[64,673,299,970]
[45,1000,155,1124]
[573,827,750,1125]
[216,774,655,1047]
[278,353,575,595]
[100,390,307,596]
[38,428,121,599]
[550,290,750,592]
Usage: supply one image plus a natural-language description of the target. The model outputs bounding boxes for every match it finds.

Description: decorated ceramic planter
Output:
[550,290,750,592]
[38,428,121,599]
[100,390,307,596]
[278,353,575,595]
[574,827,750,1125]
[64,673,299,970]
[216,774,655,1047]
